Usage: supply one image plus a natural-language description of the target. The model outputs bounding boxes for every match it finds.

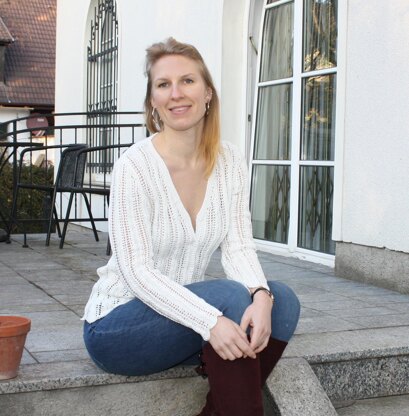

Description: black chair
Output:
[10,144,99,247]
[59,143,133,253]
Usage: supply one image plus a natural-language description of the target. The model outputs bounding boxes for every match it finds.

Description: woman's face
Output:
[150,54,212,134]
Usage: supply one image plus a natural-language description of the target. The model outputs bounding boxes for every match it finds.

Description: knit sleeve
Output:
[220,146,269,290]
[108,156,222,341]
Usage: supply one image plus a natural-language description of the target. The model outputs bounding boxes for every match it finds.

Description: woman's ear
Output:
[206,88,213,103]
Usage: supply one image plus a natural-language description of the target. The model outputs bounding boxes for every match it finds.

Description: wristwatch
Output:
[251,287,274,303]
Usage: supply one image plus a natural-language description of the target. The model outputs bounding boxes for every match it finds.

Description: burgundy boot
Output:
[197,338,288,415]
[197,343,264,416]
[259,337,288,386]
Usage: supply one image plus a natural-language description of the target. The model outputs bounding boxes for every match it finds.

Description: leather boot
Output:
[197,338,288,415]
[197,343,264,416]
[259,337,288,386]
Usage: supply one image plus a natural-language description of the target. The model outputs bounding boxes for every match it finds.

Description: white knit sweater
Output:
[83,136,269,340]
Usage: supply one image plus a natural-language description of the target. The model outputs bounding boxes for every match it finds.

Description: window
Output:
[250,0,338,255]
[86,0,118,173]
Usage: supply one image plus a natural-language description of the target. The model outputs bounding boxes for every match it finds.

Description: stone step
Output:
[335,394,409,416]
[2,343,408,416]
[0,360,208,416]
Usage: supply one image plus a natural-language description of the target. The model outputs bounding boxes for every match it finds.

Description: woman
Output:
[83,37,300,416]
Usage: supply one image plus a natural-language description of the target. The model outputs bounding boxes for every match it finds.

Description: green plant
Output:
[0,157,55,234]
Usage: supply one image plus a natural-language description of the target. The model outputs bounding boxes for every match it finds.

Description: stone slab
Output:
[265,357,337,416]
[286,326,409,363]
[294,316,363,335]
[336,394,409,416]
[0,360,198,394]
[0,376,208,416]
[32,349,92,364]
[24,324,84,353]
[313,354,409,401]
[335,242,409,294]
[342,313,409,329]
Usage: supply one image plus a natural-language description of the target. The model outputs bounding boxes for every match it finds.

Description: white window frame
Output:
[248,0,346,266]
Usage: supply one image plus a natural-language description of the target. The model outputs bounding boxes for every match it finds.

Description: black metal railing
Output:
[0,111,146,242]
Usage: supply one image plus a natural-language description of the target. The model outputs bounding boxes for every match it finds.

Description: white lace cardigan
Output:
[83,136,269,340]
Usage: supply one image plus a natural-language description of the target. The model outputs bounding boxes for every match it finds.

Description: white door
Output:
[250,0,338,257]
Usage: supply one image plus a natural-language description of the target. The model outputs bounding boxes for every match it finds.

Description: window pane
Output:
[301,74,336,161]
[254,84,292,160]
[303,0,337,72]
[260,3,294,81]
[298,166,335,254]
[251,165,291,244]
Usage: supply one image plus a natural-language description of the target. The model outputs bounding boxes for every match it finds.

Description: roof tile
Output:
[0,0,56,107]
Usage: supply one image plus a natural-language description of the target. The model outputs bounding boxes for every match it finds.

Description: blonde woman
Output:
[83,38,300,416]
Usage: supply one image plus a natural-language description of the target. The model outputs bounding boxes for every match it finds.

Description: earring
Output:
[205,101,210,116]
[151,108,161,130]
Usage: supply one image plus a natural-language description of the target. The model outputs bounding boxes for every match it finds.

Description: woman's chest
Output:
[148,170,231,251]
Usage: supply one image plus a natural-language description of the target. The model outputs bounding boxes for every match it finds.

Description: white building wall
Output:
[340,1,409,253]
[0,108,30,140]
[55,0,224,232]
[56,0,223,120]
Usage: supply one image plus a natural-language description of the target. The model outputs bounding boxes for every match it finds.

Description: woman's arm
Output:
[109,156,222,341]
[220,145,273,351]
[220,145,269,291]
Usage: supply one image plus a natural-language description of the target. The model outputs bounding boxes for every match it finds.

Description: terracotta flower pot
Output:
[0,316,31,380]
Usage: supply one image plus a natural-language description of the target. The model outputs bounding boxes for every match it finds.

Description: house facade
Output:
[55,0,409,293]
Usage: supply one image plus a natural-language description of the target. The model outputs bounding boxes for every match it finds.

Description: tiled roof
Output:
[0,0,56,108]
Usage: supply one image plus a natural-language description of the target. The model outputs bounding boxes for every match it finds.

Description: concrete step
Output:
[0,360,208,416]
[335,395,409,416]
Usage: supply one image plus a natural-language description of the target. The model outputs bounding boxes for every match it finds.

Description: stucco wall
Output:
[56,0,223,119]
[341,1,409,253]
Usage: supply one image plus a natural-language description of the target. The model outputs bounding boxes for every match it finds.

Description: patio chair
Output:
[10,144,99,247]
[59,143,133,253]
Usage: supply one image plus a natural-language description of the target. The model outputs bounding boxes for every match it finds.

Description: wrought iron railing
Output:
[0,111,146,242]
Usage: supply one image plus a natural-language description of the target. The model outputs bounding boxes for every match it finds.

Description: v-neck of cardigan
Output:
[148,137,214,235]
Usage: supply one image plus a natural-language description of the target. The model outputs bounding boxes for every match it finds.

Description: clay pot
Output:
[0,316,31,380]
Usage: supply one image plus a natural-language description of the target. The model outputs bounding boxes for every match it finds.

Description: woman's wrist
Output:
[250,287,274,304]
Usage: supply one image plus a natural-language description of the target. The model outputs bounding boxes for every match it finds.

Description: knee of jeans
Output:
[219,280,251,325]
[268,281,301,327]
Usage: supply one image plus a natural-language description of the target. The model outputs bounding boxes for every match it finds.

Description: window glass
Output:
[251,165,291,244]
[260,3,294,82]
[254,84,292,160]
[298,166,335,254]
[301,74,336,161]
[303,0,338,72]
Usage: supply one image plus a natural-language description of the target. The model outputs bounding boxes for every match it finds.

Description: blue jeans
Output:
[83,279,300,376]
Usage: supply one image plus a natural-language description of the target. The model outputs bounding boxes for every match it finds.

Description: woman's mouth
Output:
[169,105,190,115]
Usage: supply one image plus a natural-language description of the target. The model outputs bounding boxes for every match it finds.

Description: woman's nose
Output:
[170,83,183,99]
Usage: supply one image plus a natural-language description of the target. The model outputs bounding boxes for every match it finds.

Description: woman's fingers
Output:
[209,317,256,360]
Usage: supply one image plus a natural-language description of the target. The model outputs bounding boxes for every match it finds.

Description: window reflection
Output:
[251,165,291,244]
[303,0,337,72]
[301,74,336,161]
[260,3,294,81]
[254,84,292,160]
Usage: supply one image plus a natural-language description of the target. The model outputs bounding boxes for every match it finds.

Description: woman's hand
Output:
[240,291,273,353]
[209,316,256,360]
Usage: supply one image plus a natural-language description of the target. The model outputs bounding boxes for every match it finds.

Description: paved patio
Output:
[1,225,409,415]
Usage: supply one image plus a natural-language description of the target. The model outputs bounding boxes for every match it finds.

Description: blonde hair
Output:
[144,37,220,178]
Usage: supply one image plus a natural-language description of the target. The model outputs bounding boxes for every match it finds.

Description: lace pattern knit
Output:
[82,136,269,340]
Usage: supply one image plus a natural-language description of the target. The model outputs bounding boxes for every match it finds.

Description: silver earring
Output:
[152,108,161,130]
[205,102,210,116]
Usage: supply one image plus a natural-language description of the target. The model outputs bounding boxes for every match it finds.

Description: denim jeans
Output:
[83,279,300,376]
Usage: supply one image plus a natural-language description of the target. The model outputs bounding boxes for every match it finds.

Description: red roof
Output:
[0,0,56,108]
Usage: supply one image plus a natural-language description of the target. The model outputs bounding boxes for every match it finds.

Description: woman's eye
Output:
[184,78,194,84]
[158,82,168,88]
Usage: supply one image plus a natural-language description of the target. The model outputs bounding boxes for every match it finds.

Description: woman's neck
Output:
[153,128,203,168]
